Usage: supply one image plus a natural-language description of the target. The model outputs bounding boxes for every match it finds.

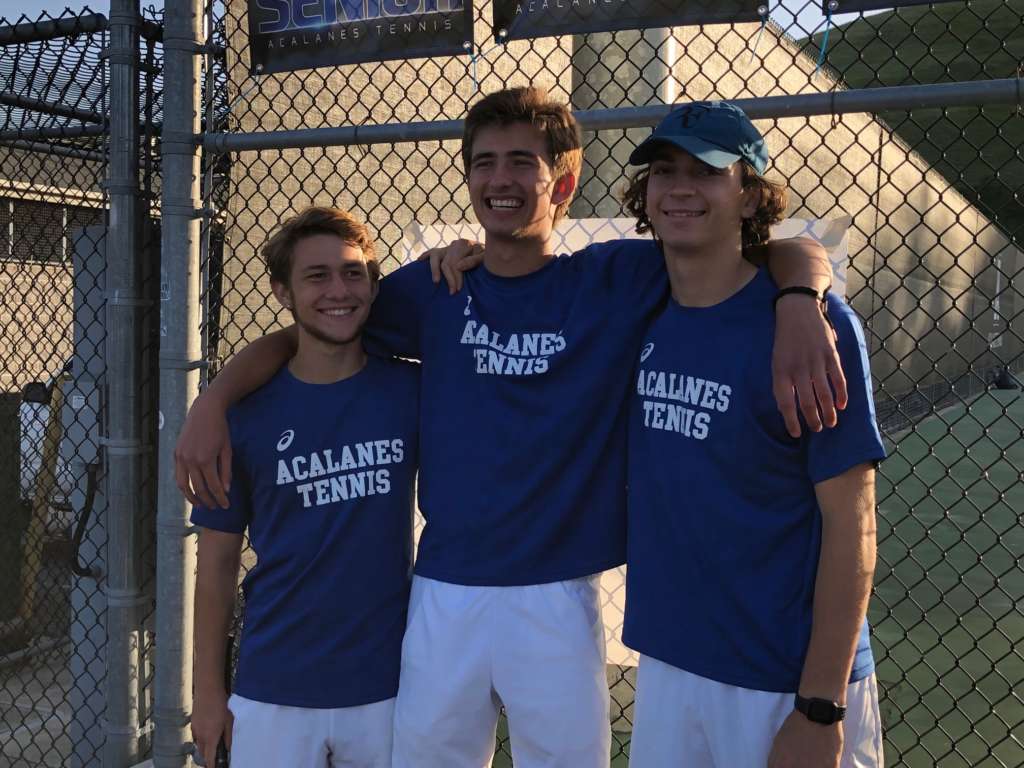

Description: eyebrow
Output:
[470,148,540,163]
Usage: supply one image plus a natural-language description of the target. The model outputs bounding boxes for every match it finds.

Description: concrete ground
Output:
[0,642,72,768]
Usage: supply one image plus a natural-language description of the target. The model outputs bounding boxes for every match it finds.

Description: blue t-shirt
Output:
[623,268,886,693]
[190,356,419,708]
[366,241,666,586]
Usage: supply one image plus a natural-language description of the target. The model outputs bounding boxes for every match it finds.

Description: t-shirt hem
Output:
[189,515,244,535]
[415,555,626,587]
[627,640,873,694]
[809,444,888,485]
[232,683,398,710]
[849,658,875,683]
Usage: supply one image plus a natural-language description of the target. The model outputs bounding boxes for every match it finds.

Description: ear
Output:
[369,277,380,303]
[270,280,293,311]
[551,172,577,206]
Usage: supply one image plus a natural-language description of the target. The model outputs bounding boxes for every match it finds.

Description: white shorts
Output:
[227,693,394,768]
[392,575,611,768]
[629,656,884,767]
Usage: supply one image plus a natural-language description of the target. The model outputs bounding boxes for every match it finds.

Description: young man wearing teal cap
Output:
[622,101,885,767]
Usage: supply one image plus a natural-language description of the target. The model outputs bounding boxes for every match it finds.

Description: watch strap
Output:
[794,693,847,725]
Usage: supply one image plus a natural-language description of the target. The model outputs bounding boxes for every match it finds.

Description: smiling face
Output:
[466,121,575,246]
[272,233,377,348]
[644,145,758,257]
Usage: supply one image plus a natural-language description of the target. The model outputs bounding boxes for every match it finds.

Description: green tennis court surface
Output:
[873,389,1024,767]
[492,390,1023,766]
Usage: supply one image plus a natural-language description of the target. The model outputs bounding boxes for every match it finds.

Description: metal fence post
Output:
[154,0,203,763]
[103,0,146,764]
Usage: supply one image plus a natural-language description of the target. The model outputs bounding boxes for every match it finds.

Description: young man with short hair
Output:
[622,102,885,767]
[189,207,419,768]
[178,88,844,767]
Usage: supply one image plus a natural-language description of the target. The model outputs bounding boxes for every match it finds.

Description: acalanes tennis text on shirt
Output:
[460,319,567,376]
[275,438,406,508]
[636,367,731,440]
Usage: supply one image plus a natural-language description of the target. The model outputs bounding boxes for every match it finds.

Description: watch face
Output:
[808,700,837,724]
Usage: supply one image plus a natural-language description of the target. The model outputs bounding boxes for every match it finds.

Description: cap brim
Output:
[628,136,742,168]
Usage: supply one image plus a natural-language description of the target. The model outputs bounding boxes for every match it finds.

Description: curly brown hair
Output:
[621,161,789,249]
[462,86,583,223]
[262,206,380,287]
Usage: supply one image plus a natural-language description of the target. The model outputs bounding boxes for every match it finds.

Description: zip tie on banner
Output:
[221,68,263,129]
[747,4,769,66]
[816,1,837,77]
[469,31,507,93]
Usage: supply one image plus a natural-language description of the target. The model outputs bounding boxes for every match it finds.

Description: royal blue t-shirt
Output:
[366,241,667,586]
[190,356,419,708]
[624,269,886,693]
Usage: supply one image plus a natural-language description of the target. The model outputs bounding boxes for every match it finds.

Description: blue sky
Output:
[4,0,866,37]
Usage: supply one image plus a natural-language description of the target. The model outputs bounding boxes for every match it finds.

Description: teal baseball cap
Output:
[628,101,769,174]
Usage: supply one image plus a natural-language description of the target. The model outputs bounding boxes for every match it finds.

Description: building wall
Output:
[217,8,1021,392]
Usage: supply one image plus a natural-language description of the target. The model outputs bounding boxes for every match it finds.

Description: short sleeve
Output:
[582,239,667,305]
[188,414,252,533]
[806,296,887,484]
[364,260,439,360]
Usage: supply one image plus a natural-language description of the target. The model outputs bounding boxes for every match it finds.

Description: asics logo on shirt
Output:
[640,343,655,363]
[277,429,296,451]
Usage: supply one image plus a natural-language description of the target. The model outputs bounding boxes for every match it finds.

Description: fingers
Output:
[794,375,823,433]
[827,348,848,411]
[427,248,442,284]
[441,253,463,295]
[773,376,802,439]
[218,442,233,507]
[197,458,228,510]
[441,250,458,294]
[812,359,837,429]
[458,243,485,271]
[224,708,234,750]
[175,450,201,507]
[190,732,214,768]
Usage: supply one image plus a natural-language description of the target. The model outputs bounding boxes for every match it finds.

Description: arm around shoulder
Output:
[175,326,296,508]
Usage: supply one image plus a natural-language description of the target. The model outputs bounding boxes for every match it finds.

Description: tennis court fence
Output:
[0,0,1022,765]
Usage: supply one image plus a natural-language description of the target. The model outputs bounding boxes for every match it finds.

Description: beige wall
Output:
[0,261,73,392]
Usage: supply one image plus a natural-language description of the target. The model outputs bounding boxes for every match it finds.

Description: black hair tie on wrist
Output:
[774,285,835,332]
[774,285,823,308]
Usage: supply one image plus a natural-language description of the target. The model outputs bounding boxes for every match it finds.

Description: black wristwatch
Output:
[794,694,846,725]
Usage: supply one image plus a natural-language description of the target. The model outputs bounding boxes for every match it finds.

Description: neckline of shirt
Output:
[279,354,375,390]
[668,267,769,316]
[476,254,562,292]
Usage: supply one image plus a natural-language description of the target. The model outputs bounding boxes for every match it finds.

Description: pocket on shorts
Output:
[564,574,605,661]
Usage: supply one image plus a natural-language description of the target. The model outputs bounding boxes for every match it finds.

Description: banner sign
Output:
[821,0,964,12]
[491,0,763,43]
[247,0,474,75]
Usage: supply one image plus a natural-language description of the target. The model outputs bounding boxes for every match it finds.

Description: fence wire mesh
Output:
[203,1,1023,766]
[0,6,162,766]
[1,0,1022,766]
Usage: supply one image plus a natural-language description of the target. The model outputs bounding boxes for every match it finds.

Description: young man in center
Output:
[176,87,844,767]
[622,102,886,766]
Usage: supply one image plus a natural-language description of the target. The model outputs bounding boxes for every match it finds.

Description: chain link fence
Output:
[0,6,162,765]
[2,0,1023,765]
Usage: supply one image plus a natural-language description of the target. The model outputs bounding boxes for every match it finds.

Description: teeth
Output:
[489,198,522,209]
[322,308,354,316]
[665,211,704,217]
